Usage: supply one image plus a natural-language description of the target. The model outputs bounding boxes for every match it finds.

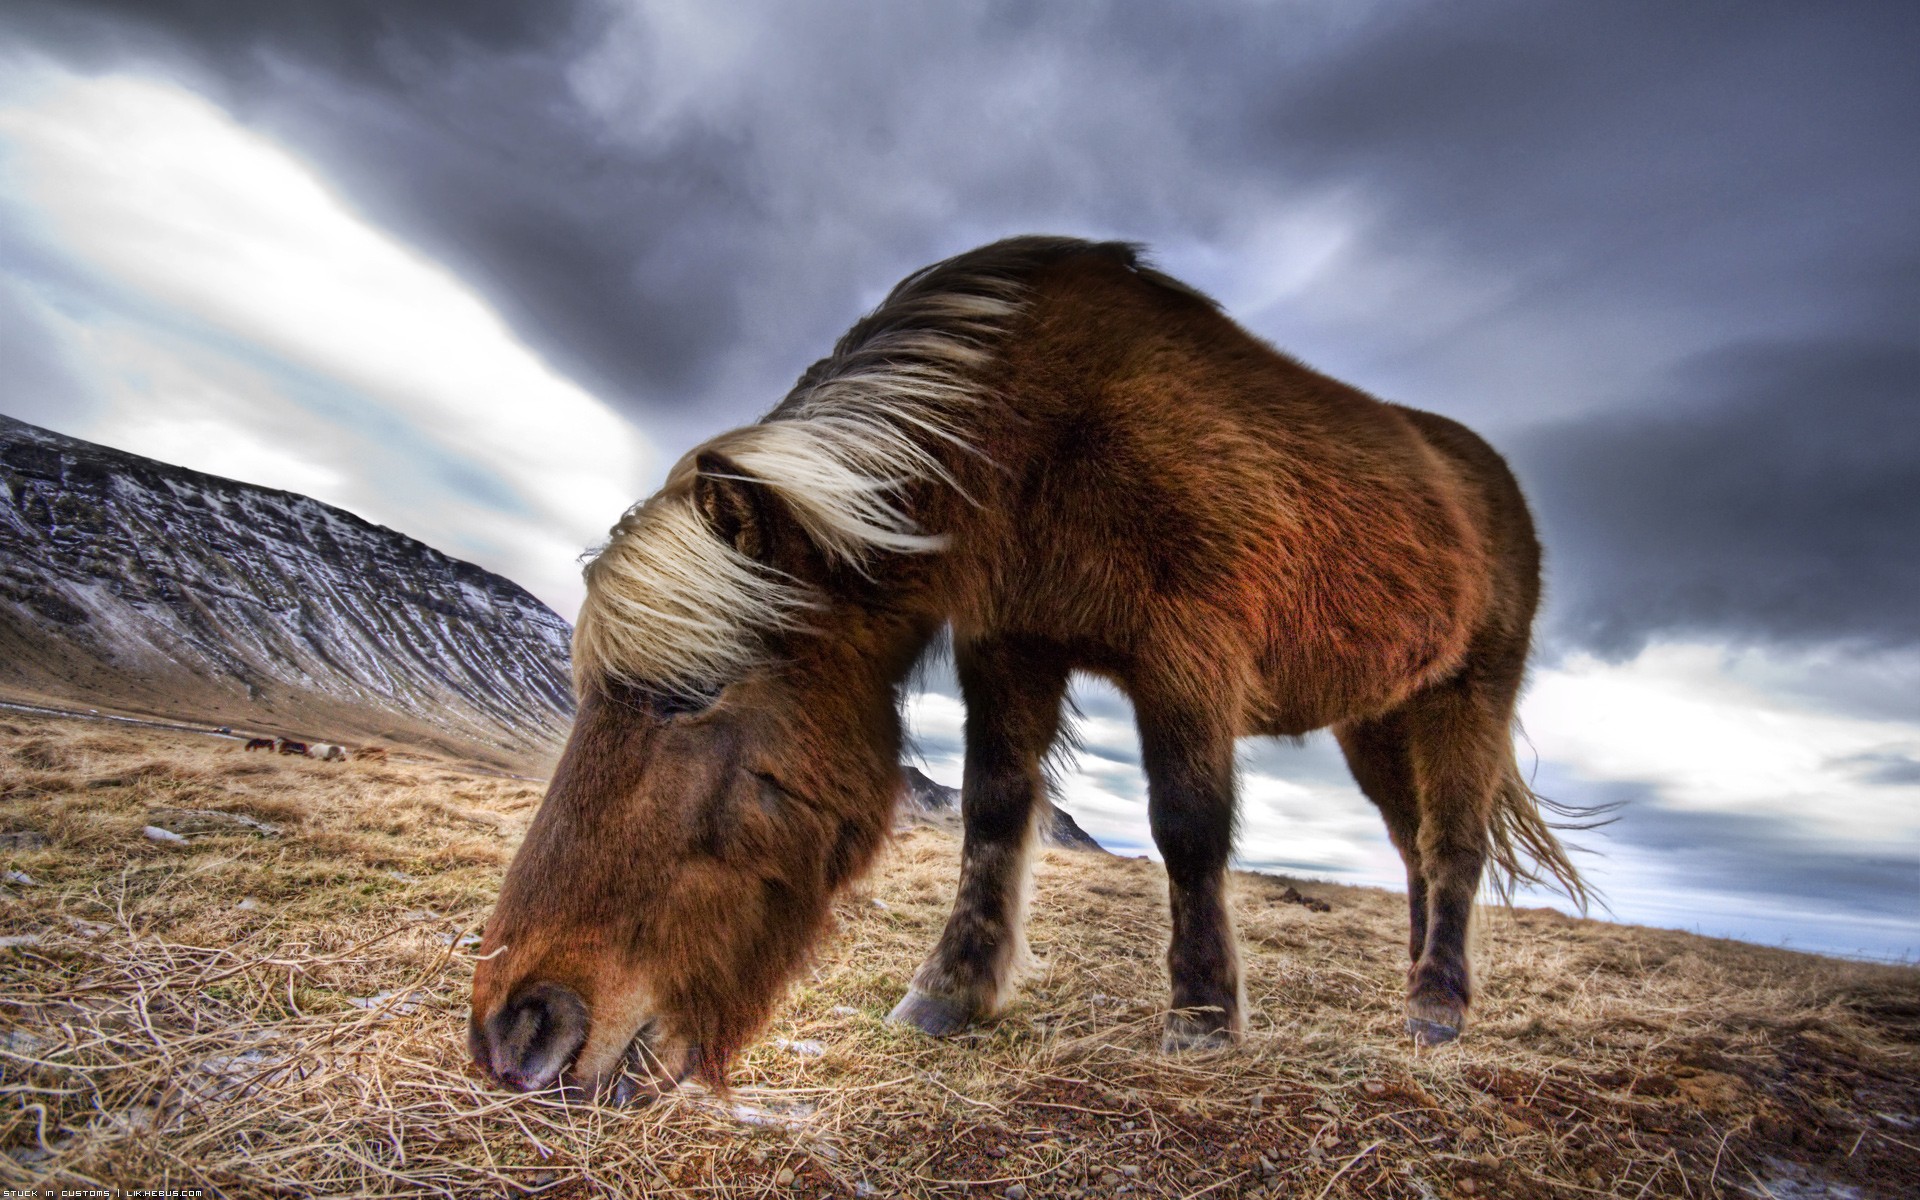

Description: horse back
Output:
[949,254,1517,733]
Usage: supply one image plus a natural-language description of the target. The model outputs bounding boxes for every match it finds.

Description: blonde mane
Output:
[573,238,1124,695]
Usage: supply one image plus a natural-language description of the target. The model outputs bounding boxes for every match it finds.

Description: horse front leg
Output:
[1138,697,1244,1052]
[889,638,1069,1037]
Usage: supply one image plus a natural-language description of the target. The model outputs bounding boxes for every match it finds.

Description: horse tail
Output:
[1485,743,1615,915]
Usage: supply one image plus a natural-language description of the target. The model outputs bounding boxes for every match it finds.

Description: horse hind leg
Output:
[1335,712,1428,966]
[889,639,1070,1038]
[1397,674,1514,1046]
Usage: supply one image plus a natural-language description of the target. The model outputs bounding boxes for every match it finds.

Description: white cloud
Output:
[72,324,350,503]
[1522,641,1920,843]
[0,68,656,615]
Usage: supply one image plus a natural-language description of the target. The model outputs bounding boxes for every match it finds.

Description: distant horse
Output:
[244,738,275,752]
[471,237,1586,1102]
[308,743,348,762]
[277,739,309,757]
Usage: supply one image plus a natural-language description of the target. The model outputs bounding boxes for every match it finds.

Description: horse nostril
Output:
[480,981,589,1092]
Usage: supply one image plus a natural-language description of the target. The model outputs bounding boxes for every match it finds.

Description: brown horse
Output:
[470,237,1586,1102]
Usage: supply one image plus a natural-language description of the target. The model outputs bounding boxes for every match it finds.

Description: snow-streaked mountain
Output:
[900,764,1108,853]
[0,414,572,771]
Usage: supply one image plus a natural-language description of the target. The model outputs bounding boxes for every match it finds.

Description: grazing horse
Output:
[277,739,309,757]
[244,738,275,752]
[308,743,348,762]
[471,237,1585,1102]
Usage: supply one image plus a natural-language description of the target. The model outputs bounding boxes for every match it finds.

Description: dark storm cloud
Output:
[4,0,1915,651]
[1518,339,1920,656]
[1,0,761,410]
[1260,4,1920,340]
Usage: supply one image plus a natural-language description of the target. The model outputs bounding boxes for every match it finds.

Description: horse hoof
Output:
[887,989,976,1038]
[1162,1013,1238,1054]
[1406,988,1465,1046]
[1406,1017,1460,1046]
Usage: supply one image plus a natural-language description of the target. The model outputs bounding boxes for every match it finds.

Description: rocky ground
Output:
[2,710,1915,1198]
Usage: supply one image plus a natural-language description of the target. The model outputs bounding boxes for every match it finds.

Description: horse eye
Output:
[613,681,719,719]
[650,689,716,718]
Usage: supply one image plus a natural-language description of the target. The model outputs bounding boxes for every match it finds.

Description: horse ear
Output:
[692,451,778,563]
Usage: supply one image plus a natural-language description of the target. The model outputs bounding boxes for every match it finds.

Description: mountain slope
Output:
[0,414,572,771]
[901,764,1108,852]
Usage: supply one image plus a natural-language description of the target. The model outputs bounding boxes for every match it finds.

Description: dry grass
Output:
[1,712,1915,1198]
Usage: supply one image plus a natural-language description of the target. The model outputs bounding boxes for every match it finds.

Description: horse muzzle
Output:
[469,980,693,1105]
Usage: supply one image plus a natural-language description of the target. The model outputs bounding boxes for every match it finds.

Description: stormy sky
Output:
[1,1,1913,959]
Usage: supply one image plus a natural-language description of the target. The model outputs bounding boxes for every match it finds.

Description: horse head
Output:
[469,449,934,1102]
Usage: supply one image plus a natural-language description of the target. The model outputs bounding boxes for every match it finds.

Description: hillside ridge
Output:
[0,413,572,771]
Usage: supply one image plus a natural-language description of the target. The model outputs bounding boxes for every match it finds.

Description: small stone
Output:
[145,808,279,837]
[3,1029,45,1056]
[830,1005,860,1017]
[986,1145,1007,1159]
[143,825,187,843]
[775,1167,795,1186]
[347,990,422,1015]
[1363,1080,1387,1096]
[3,869,36,886]
[0,934,40,950]
[1121,1120,1136,1131]
[236,898,258,911]
[1099,1172,1119,1186]
[1251,1090,1266,1113]
[1258,1154,1277,1175]
[1005,1186,1028,1200]
[1119,1164,1139,1177]
[1459,1124,1483,1144]
[117,1104,160,1132]
[870,897,889,909]
[1458,1180,1477,1196]
[777,1038,826,1058]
